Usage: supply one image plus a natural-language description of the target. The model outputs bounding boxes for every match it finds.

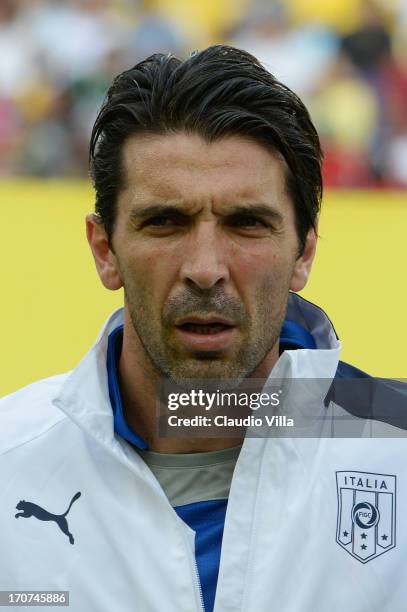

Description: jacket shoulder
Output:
[330,361,407,430]
[0,374,69,455]
[335,360,371,379]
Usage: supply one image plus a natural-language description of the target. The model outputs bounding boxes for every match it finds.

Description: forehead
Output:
[120,132,290,210]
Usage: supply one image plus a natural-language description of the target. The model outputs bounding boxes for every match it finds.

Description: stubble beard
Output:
[124,284,289,391]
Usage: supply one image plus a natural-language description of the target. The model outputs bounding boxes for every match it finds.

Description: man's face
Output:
[90,132,316,385]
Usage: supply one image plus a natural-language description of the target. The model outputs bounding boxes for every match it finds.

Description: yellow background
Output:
[0,181,405,397]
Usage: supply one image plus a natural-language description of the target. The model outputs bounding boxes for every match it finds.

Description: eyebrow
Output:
[129,204,185,221]
[129,203,284,224]
[225,204,284,224]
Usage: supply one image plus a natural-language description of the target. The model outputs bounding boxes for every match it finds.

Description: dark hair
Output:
[89,45,322,253]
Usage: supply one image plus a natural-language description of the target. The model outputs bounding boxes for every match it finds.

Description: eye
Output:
[228,214,269,229]
[147,215,174,226]
[139,211,190,234]
[143,213,186,228]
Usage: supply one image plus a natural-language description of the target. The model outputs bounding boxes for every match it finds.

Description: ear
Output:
[290,227,318,292]
[86,214,123,291]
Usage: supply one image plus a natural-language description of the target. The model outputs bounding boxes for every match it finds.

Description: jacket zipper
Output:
[193,556,205,612]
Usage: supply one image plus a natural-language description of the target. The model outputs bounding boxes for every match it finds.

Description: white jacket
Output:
[1,294,406,612]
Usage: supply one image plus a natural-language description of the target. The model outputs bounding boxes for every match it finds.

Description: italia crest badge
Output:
[336,471,396,563]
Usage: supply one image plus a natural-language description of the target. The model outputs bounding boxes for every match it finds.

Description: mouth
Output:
[177,322,233,334]
[174,317,236,351]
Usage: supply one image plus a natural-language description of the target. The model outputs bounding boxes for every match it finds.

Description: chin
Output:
[164,364,250,391]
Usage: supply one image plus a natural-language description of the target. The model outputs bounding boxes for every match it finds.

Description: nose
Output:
[179,221,230,290]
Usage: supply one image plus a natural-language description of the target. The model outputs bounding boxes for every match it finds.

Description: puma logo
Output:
[15,492,81,545]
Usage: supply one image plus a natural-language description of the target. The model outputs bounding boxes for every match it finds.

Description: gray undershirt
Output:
[137,445,242,507]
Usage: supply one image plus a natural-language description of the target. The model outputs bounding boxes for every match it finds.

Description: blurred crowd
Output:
[1,0,406,187]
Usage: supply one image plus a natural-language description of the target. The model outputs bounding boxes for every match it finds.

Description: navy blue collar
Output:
[279,319,316,352]
[107,320,316,450]
[107,325,149,450]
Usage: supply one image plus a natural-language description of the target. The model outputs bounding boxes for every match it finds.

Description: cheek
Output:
[230,245,294,299]
[122,245,180,304]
